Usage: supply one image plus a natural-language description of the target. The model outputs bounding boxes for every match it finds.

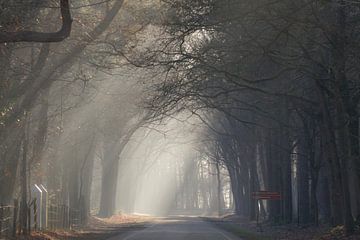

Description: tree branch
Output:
[0,0,72,43]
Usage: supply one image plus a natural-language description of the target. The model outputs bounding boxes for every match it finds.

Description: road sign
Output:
[252,191,281,200]
[252,191,281,232]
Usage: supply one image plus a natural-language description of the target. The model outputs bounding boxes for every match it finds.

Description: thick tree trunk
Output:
[348,114,360,222]
[0,128,22,204]
[228,166,241,215]
[281,127,292,223]
[215,162,222,216]
[209,163,218,213]
[266,130,281,222]
[318,168,331,223]
[68,148,80,211]
[249,157,257,221]
[19,125,28,234]
[297,134,310,225]
[98,142,120,218]
[31,88,50,184]
[315,80,344,226]
[330,1,355,234]
[79,137,96,224]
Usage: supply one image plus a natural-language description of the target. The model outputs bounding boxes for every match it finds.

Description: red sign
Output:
[252,191,281,200]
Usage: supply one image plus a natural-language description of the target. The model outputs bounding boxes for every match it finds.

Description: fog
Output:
[115,116,203,216]
[41,61,232,217]
[2,1,359,238]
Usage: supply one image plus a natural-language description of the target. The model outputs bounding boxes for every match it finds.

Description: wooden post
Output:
[12,199,18,237]
[256,199,259,227]
[69,208,72,229]
[257,200,263,232]
[56,204,59,229]
[27,206,31,233]
[62,205,65,229]
[66,205,69,229]
[5,206,10,236]
[0,203,4,237]
[62,205,66,229]
[59,205,63,229]
[49,205,52,230]
[34,199,37,230]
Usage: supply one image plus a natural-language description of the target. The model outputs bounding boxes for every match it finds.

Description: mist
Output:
[1,0,360,239]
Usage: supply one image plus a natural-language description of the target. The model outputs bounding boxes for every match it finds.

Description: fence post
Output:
[56,204,59,229]
[12,199,18,237]
[62,205,65,229]
[0,203,4,237]
[66,205,69,228]
[69,208,72,229]
[59,205,62,229]
[27,205,31,233]
[49,204,52,230]
[34,199,37,231]
[5,206,10,237]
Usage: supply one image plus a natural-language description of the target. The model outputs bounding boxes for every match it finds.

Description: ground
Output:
[207,215,360,240]
[108,216,241,240]
[15,215,151,240]
[12,214,360,240]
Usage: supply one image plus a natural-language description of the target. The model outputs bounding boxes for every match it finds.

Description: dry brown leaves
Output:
[219,214,360,240]
[12,214,151,240]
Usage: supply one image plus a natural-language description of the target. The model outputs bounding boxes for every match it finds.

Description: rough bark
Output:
[297,134,310,225]
[98,141,119,218]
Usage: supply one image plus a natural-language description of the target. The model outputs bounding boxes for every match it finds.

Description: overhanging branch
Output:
[0,0,72,43]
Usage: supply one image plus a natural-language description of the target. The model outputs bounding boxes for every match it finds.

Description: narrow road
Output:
[107,216,242,240]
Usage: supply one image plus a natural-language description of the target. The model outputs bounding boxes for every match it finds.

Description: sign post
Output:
[252,191,282,231]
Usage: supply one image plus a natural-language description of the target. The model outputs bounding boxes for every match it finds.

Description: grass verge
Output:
[206,219,272,240]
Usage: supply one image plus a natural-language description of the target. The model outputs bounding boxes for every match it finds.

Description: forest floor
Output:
[206,215,360,240]
[9,214,360,240]
[13,214,153,240]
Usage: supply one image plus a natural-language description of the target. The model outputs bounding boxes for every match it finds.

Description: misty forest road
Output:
[108,217,242,240]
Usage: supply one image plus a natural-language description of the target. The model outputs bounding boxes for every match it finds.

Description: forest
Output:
[0,0,360,239]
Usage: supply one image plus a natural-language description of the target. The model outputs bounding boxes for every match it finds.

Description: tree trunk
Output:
[329,1,355,234]
[318,168,331,223]
[79,136,96,224]
[19,123,28,234]
[0,128,23,204]
[98,142,120,218]
[266,130,281,222]
[348,107,360,222]
[228,166,241,215]
[249,156,257,221]
[215,162,222,216]
[297,134,310,225]
[281,126,292,223]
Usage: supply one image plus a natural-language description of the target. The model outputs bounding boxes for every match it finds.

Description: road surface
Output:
[108,216,242,240]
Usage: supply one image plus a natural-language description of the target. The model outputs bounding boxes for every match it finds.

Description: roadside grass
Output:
[217,223,271,240]
[210,219,360,240]
[209,220,272,240]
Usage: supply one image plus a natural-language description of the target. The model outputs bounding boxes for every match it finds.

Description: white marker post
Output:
[40,185,48,229]
[31,184,43,230]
